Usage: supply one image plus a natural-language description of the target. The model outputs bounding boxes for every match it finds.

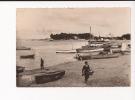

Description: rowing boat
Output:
[20,54,35,59]
[17,68,65,86]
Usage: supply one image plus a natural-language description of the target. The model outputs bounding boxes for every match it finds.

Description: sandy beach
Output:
[30,54,130,87]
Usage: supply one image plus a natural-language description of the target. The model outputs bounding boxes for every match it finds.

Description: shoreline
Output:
[29,54,130,87]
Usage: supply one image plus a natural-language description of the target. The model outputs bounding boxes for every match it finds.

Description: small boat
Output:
[56,49,76,53]
[17,68,65,86]
[111,48,121,53]
[16,66,25,73]
[49,38,54,41]
[76,26,110,53]
[76,40,107,53]
[16,47,31,50]
[75,53,119,60]
[20,54,35,59]
[35,70,65,84]
[75,53,91,60]
[76,48,104,53]
[88,40,108,47]
[90,54,119,59]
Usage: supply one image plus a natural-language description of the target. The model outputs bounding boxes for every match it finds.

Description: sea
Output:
[16,39,88,70]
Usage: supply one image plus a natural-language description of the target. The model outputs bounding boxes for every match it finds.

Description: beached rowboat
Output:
[35,70,65,84]
[17,68,65,86]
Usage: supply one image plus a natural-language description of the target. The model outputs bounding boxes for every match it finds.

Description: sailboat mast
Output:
[71,40,73,50]
[90,26,91,40]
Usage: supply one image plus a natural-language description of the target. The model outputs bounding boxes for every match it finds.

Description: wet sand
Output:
[30,54,130,87]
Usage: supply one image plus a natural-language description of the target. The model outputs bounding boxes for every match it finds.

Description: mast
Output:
[71,40,73,50]
[89,26,91,40]
[88,26,92,45]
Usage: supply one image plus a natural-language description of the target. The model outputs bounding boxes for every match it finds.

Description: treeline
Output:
[50,33,130,40]
[113,33,130,40]
[50,33,94,40]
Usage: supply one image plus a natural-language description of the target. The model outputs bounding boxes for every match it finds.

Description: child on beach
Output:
[82,61,93,83]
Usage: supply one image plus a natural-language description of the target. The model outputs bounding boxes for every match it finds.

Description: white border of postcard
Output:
[0,1,134,100]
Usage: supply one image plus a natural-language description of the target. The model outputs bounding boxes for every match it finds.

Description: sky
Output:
[16,8,131,39]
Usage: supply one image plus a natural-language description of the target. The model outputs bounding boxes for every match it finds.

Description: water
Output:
[16,39,88,70]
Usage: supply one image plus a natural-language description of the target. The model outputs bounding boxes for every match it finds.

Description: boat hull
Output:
[35,70,65,84]
[76,48,104,53]
[91,54,119,59]
[20,54,35,59]
[76,54,119,60]
[16,47,31,50]
[56,50,76,53]
[17,68,65,86]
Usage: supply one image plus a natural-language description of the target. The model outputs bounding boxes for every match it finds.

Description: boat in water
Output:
[75,53,119,60]
[76,26,110,53]
[56,49,76,53]
[20,54,35,59]
[76,47,104,53]
[16,46,31,50]
[76,40,106,53]
[90,53,119,59]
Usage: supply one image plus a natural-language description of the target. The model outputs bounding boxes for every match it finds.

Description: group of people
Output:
[40,57,94,83]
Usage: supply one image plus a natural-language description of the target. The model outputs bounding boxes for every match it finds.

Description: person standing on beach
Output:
[82,61,93,83]
[40,58,44,70]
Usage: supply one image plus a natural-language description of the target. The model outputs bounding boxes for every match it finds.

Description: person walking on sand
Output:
[82,61,93,83]
[40,58,44,70]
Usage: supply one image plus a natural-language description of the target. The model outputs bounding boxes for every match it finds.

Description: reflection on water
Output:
[16,40,87,70]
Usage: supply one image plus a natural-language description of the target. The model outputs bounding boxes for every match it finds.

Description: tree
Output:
[121,33,130,40]
[50,33,94,40]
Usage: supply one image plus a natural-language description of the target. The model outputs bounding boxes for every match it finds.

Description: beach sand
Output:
[30,54,130,87]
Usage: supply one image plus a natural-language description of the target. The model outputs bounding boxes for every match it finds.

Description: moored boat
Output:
[75,53,119,60]
[76,48,104,53]
[20,54,35,59]
[56,49,76,53]
[16,46,31,50]
[76,26,109,53]
[90,54,119,59]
